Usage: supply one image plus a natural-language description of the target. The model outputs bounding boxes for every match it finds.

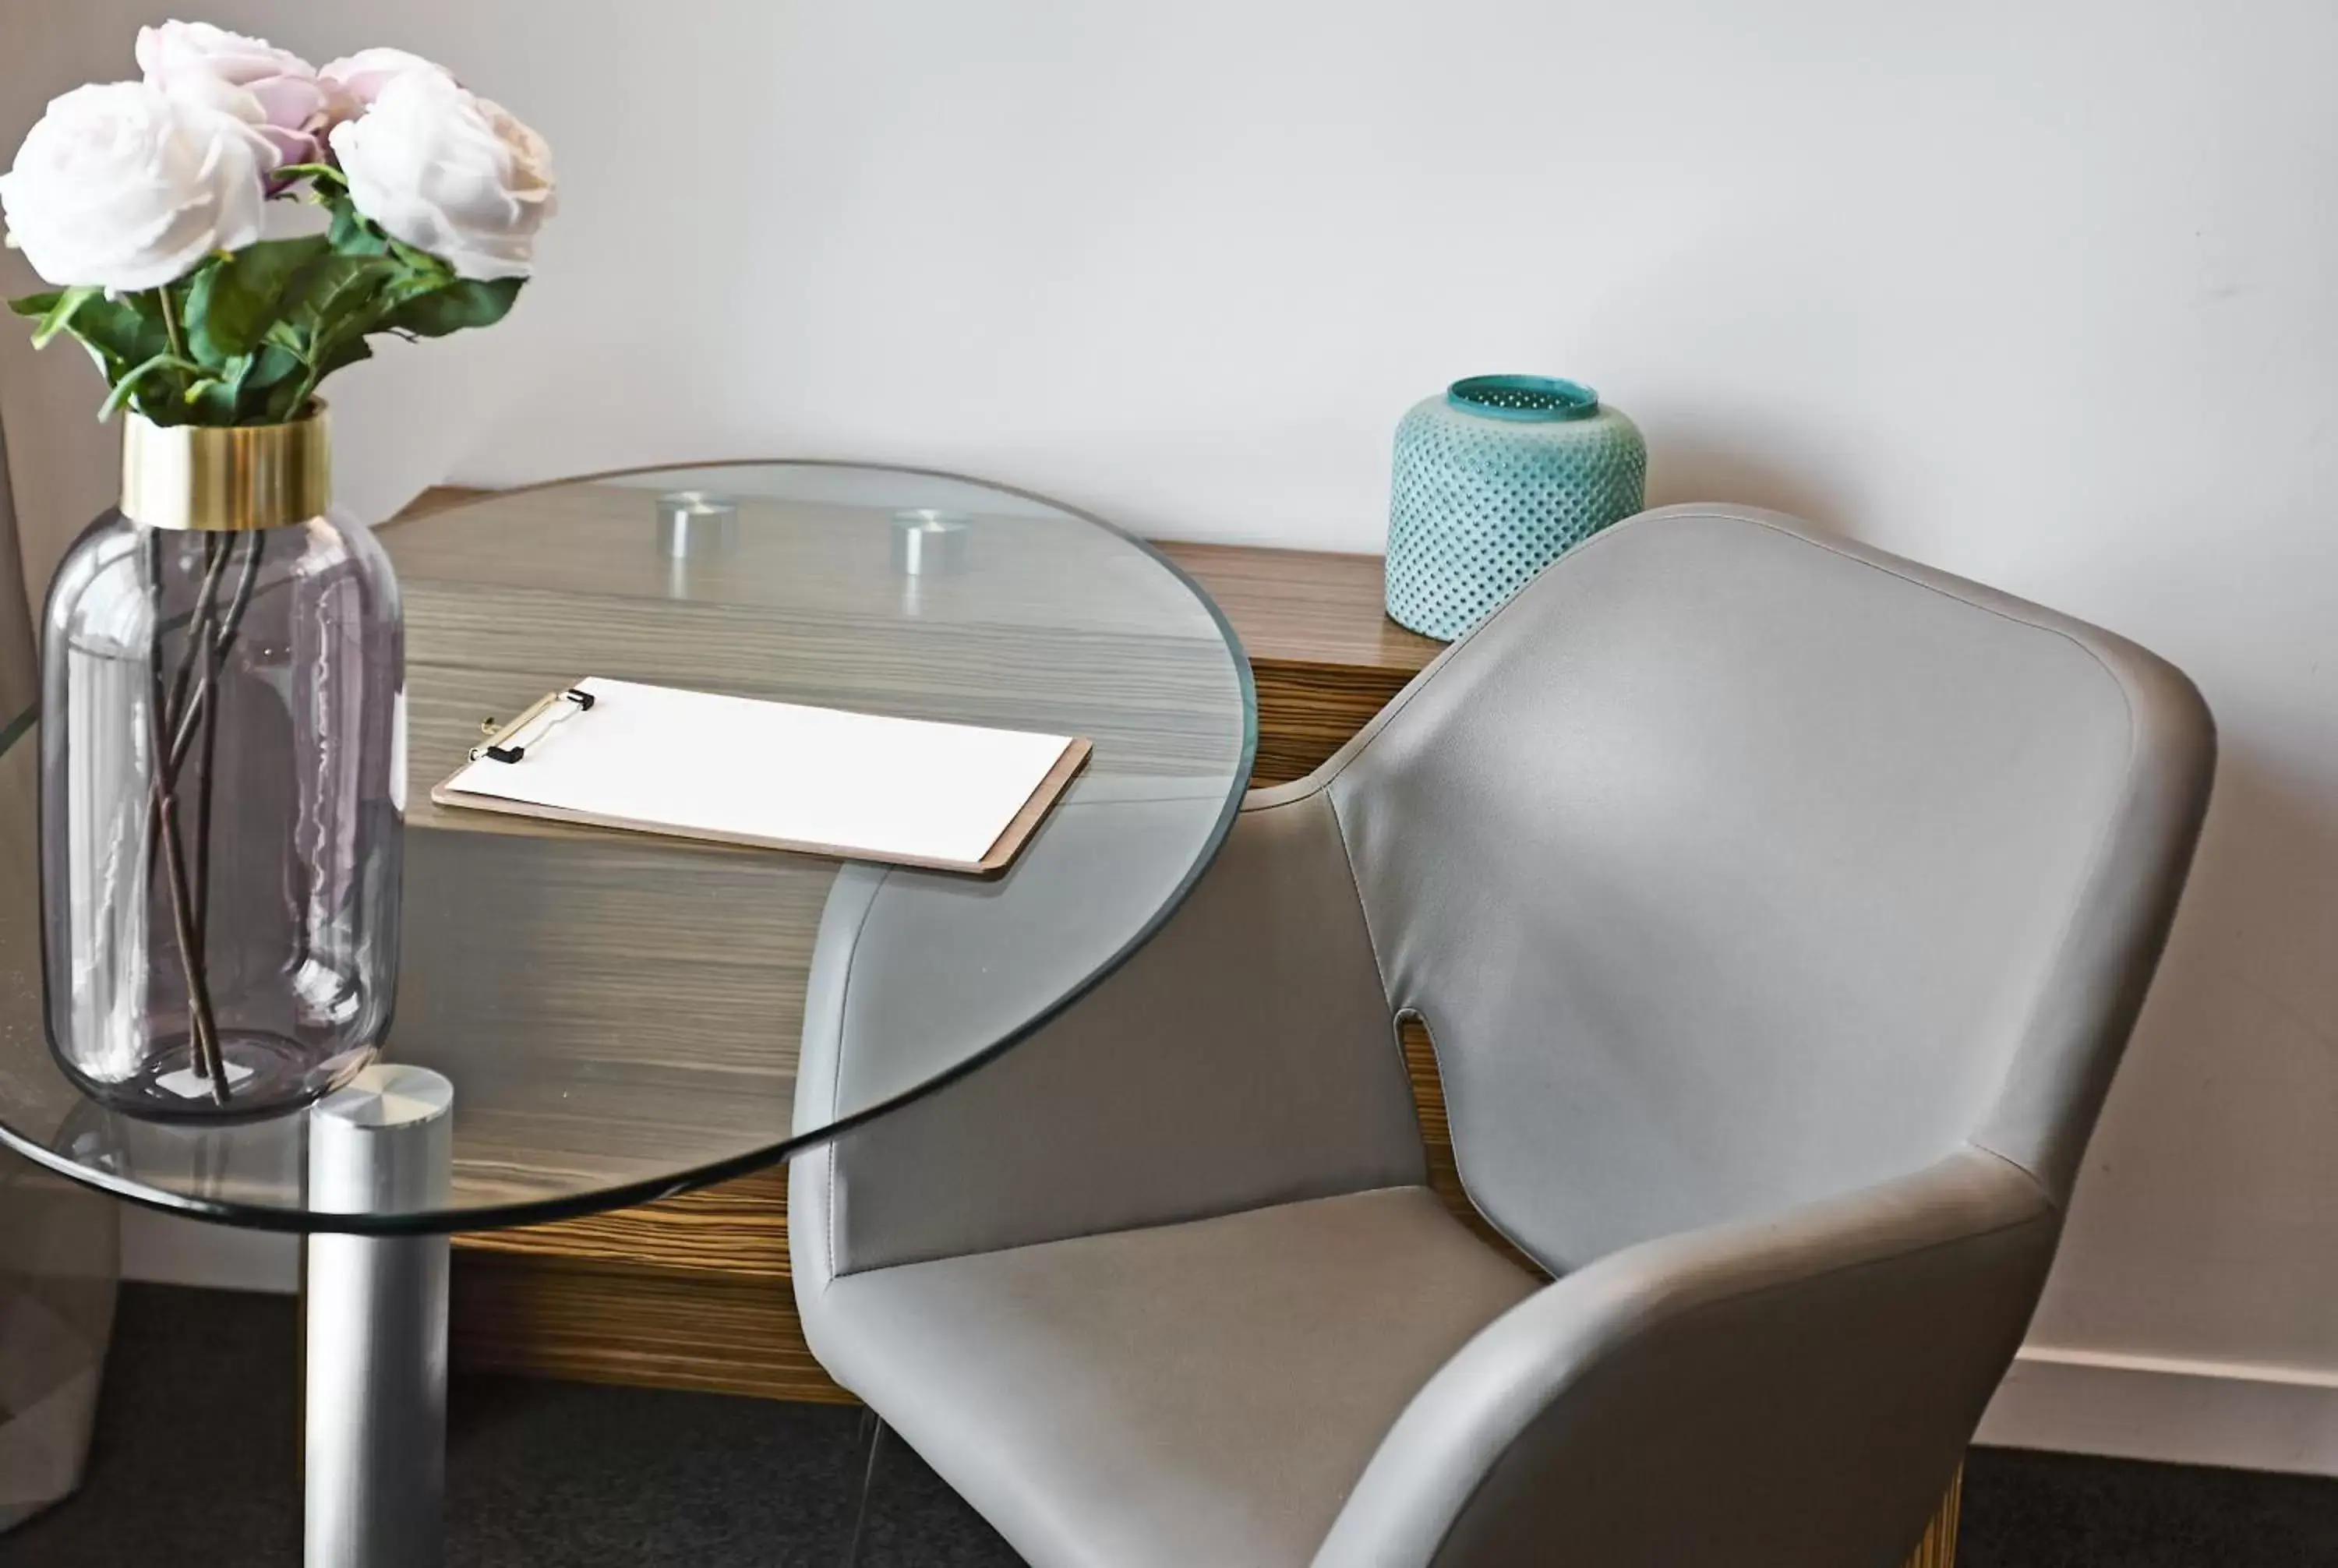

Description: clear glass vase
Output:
[38,410,403,1118]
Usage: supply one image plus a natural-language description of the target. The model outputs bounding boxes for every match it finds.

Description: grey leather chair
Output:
[790,504,2214,1568]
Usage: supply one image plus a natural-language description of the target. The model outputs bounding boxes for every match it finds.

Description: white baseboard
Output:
[1978,1344,2338,1476]
[119,1206,298,1294]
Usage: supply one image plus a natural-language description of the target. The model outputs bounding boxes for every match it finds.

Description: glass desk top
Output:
[0,463,1256,1232]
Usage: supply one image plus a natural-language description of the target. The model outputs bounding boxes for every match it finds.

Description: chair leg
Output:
[842,1408,888,1568]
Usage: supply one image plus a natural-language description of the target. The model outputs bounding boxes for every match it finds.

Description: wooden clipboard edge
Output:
[974,735,1090,873]
[428,698,1092,879]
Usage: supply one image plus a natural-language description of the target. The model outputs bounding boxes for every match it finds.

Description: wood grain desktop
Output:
[388,482,1440,1393]
[394,487,1958,1563]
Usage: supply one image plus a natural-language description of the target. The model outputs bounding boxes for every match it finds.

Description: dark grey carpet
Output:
[6,1284,2335,1566]
[3,1284,1015,1566]
[1960,1448,2338,1568]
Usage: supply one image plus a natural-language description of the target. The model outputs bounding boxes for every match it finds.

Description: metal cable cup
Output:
[656,492,740,559]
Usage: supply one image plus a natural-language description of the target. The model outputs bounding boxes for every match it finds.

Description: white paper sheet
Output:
[440,676,1078,867]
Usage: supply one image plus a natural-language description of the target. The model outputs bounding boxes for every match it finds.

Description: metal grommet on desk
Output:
[657,491,739,559]
[892,510,969,576]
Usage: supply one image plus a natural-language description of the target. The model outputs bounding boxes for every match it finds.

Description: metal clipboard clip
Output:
[469,687,597,764]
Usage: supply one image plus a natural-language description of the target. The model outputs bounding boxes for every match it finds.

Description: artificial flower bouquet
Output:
[0,21,556,426]
[8,24,556,1119]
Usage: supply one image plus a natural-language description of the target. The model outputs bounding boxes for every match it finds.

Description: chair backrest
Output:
[1326,506,2213,1273]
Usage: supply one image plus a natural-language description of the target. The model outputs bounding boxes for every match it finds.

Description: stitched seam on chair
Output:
[1241,773,1331,809]
[1325,786,1396,1010]
[1960,1139,2062,1216]
[1305,514,1663,794]
[1398,1006,1544,1264]
[1319,507,2157,799]
[1709,510,2151,711]
[1707,516,2154,818]
[1962,739,2141,1202]
[823,865,896,1291]
[1607,1192,2054,1340]
[864,1181,1456,1268]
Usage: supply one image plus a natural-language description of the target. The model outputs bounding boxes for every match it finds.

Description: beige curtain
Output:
[0,411,118,1533]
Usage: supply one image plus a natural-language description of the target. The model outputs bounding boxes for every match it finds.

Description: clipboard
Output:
[431,676,1091,876]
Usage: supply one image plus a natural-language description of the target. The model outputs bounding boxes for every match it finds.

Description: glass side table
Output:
[0,462,1256,1566]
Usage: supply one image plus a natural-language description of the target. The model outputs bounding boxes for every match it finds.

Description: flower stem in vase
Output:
[168,531,263,775]
[162,537,231,736]
[144,532,230,1102]
[151,755,224,1101]
[188,532,264,964]
[190,617,220,955]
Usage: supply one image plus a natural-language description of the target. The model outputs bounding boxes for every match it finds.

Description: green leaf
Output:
[182,351,259,423]
[185,237,330,361]
[327,195,390,257]
[176,271,232,371]
[98,351,204,422]
[263,338,371,422]
[182,376,230,421]
[26,284,101,348]
[61,294,171,380]
[289,253,399,328]
[387,239,454,281]
[315,334,374,379]
[384,277,525,338]
[243,341,304,390]
[262,380,304,424]
[295,255,398,370]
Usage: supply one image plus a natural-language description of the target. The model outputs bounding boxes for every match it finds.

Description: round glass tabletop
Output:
[0,462,1255,1232]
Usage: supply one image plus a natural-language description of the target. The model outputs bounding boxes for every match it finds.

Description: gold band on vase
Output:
[121,405,333,531]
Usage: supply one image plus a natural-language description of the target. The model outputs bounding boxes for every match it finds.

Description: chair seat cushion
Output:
[802,1185,1539,1568]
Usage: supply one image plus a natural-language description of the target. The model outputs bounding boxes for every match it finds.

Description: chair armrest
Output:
[790,781,1424,1285]
[1316,1146,2058,1568]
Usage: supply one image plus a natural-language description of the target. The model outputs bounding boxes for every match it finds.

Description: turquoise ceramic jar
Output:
[1386,375,1647,641]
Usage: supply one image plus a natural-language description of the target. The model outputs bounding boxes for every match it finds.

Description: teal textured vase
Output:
[1386,376,1647,641]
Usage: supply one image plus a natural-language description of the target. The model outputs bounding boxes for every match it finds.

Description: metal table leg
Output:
[304,1065,454,1568]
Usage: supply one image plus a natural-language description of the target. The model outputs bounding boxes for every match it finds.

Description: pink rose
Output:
[136,20,341,169]
[320,48,456,110]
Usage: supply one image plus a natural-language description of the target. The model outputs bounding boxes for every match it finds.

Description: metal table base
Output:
[304,1066,454,1568]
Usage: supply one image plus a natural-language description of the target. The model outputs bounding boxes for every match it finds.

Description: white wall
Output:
[5,0,2336,1470]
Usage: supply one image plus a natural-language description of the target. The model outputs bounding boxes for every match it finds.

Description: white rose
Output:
[0,81,266,291]
[136,19,337,168]
[330,74,554,282]
[319,48,454,110]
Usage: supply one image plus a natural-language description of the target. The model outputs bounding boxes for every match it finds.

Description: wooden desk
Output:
[389,487,1442,1399]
